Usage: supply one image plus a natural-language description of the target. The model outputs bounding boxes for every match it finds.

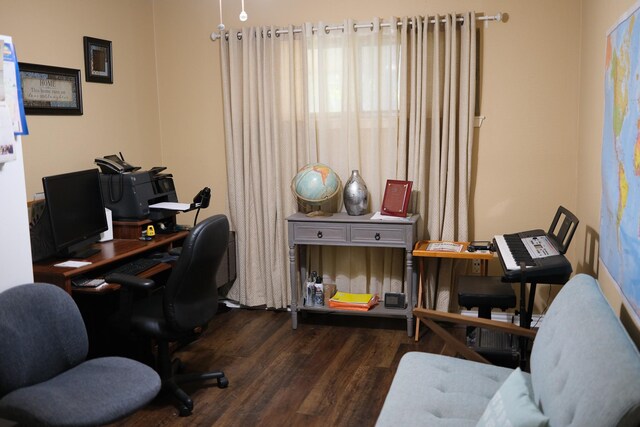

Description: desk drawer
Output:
[350,224,407,246]
[292,223,348,244]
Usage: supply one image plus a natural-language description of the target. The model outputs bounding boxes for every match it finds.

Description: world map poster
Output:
[602,4,640,319]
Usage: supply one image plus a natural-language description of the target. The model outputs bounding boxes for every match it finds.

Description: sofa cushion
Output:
[476,368,549,427]
[530,274,640,427]
[376,352,513,427]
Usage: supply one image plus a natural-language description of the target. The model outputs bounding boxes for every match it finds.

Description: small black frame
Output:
[18,62,83,116]
[83,36,113,84]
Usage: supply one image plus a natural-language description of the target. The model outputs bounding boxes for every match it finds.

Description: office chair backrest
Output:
[164,214,230,331]
[547,206,579,254]
[0,283,88,397]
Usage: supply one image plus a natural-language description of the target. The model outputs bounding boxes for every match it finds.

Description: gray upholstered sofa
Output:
[376,274,640,426]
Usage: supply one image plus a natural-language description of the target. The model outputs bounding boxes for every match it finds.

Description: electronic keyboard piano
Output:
[493,229,572,284]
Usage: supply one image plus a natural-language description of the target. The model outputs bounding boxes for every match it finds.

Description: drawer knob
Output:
[375,232,381,240]
[317,231,323,238]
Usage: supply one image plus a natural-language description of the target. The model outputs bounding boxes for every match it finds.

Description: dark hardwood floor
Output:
[110,307,463,427]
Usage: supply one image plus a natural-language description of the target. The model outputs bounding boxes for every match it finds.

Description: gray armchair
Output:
[0,283,161,426]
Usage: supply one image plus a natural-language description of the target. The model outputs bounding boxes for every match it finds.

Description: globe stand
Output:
[306,210,332,217]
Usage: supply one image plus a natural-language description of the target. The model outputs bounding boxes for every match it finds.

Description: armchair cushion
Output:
[376,352,513,427]
[476,368,548,427]
[0,357,160,426]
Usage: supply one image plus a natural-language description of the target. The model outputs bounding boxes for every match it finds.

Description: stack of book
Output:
[328,292,379,311]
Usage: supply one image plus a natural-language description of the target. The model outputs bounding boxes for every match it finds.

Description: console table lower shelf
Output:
[296,302,411,318]
[287,212,419,336]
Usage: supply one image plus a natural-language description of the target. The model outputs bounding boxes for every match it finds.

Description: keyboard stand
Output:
[515,261,536,370]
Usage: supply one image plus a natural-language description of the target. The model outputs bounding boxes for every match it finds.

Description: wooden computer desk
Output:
[33,229,188,294]
[412,240,494,340]
[32,219,188,358]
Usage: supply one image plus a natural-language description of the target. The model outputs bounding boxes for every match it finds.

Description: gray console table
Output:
[286,212,419,336]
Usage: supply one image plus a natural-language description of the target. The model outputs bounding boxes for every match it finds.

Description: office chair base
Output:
[166,358,229,416]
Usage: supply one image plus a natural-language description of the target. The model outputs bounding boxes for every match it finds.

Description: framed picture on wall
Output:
[83,36,113,83]
[18,63,83,115]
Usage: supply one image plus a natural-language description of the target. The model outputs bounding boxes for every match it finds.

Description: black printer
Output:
[96,156,180,221]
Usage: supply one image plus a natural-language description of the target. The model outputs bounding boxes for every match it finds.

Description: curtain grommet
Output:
[237,32,242,41]
[275,30,281,38]
[267,29,271,38]
[324,25,330,34]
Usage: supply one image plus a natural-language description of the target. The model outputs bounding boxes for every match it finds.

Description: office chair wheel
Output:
[217,376,229,388]
[176,393,193,417]
[171,358,185,375]
[178,403,192,417]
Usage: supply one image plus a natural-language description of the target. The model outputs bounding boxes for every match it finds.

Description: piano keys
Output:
[493,229,572,284]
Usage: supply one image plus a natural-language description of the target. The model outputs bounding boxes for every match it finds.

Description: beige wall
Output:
[579,0,640,343]
[0,0,162,198]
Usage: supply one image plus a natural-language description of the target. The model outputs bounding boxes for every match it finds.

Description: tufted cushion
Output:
[476,368,548,427]
[529,274,640,427]
[376,352,513,426]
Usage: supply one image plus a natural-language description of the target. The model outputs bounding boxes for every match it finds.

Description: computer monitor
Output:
[42,168,108,259]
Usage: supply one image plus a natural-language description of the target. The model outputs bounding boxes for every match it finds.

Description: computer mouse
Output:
[149,252,166,259]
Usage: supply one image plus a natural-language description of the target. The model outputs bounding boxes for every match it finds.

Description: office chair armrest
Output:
[106,274,155,329]
[168,247,182,256]
[105,273,155,290]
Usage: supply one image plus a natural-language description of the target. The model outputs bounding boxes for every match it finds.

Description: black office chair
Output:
[107,214,230,416]
[0,283,161,426]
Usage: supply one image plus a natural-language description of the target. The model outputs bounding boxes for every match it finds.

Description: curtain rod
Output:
[210,12,504,42]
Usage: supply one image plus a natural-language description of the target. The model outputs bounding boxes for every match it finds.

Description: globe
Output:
[291,163,342,216]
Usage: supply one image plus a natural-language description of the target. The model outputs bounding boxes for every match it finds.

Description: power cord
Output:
[531,285,552,329]
[193,207,201,227]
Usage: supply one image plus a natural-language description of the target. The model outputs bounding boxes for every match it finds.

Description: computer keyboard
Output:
[106,258,162,276]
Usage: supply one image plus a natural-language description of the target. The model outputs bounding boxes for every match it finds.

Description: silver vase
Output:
[343,170,368,216]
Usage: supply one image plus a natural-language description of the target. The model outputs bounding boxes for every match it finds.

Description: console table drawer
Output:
[350,224,407,246]
[291,223,348,243]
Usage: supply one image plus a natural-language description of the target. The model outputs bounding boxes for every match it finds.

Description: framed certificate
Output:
[18,63,83,115]
[381,180,412,217]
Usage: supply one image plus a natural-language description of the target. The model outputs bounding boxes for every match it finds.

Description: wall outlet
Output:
[471,259,482,274]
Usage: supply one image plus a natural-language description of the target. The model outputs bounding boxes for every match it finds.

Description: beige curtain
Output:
[220,26,307,308]
[219,14,476,310]
[405,13,477,310]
